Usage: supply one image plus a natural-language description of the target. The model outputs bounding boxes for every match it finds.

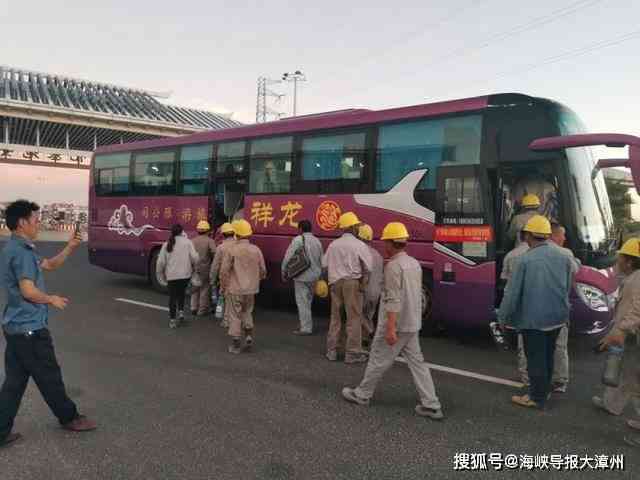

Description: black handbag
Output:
[284,235,311,280]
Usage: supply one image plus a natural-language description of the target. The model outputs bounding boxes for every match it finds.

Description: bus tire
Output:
[420,274,444,337]
[149,248,167,294]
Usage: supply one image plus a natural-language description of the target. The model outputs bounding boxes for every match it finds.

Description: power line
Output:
[492,28,640,80]
[343,0,603,100]
[437,28,640,101]
[325,1,493,79]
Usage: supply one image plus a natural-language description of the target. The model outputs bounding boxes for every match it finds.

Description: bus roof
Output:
[95,94,508,155]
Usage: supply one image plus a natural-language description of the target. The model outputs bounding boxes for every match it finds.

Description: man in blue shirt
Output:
[498,215,573,409]
[0,200,96,449]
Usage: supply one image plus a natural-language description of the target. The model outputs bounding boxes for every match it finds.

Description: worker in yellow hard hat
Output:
[504,221,580,396]
[210,222,237,328]
[282,220,324,335]
[342,222,444,420]
[190,220,217,317]
[595,238,640,447]
[322,212,373,364]
[507,193,542,246]
[220,219,266,354]
[358,224,384,347]
[497,214,575,410]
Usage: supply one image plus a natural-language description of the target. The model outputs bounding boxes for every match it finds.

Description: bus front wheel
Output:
[149,249,167,294]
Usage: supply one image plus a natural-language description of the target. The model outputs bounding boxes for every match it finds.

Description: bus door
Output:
[432,165,495,329]
[211,141,248,228]
[494,161,561,300]
[213,179,245,224]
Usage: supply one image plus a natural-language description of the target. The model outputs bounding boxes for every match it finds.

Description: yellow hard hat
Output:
[220,222,235,234]
[618,238,640,258]
[521,194,541,208]
[522,215,551,236]
[196,220,211,232]
[381,222,410,241]
[338,211,360,229]
[232,219,253,237]
[358,224,373,242]
[315,279,329,298]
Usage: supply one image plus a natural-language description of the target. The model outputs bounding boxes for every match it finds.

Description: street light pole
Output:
[282,70,306,117]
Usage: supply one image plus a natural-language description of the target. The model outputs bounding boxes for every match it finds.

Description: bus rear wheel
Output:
[149,249,167,294]
[420,277,443,336]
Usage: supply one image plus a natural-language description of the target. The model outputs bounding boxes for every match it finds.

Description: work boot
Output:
[228,338,242,355]
[345,353,368,364]
[244,329,254,351]
[552,383,567,394]
[292,329,312,336]
[511,394,541,409]
[415,405,445,420]
[342,387,370,406]
[592,396,620,415]
[326,350,338,362]
[0,432,22,449]
[62,415,97,432]
[627,419,640,431]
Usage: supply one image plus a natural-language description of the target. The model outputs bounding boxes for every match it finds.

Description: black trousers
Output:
[167,278,190,319]
[0,329,78,442]
[521,328,562,407]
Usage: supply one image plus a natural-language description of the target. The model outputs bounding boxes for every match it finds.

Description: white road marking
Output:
[115,298,169,312]
[396,356,522,388]
[425,362,523,388]
[117,297,524,389]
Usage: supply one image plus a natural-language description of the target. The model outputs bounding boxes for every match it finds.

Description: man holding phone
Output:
[0,199,96,449]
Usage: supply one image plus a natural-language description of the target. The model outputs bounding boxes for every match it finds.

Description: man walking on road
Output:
[358,224,384,346]
[282,220,323,335]
[190,220,216,317]
[220,219,266,354]
[342,222,443,419]
[210,222,236,328]
[498,215,573,409]
[509,223,579,393]
[323,212,372,364]
[0,200,96,449]
[594,238,640,447]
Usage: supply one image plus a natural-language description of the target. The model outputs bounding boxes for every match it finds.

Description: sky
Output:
[1,0,639,205]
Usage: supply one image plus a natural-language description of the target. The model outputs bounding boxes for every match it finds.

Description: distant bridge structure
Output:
[0,66,241,170]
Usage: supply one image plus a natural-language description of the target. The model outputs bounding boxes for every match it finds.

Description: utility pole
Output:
[256,76,285,123]
[282,70,306,117]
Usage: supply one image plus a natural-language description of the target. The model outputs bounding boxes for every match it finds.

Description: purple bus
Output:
[89,93,626,335]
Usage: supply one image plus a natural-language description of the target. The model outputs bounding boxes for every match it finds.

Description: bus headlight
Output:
[576,283,608,312]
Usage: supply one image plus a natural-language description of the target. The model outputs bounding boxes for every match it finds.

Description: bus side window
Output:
[248,136,293,194]
[443,177,483,214]
[94,153,131,196]
[132,150,176,196]
[179,144,213,195]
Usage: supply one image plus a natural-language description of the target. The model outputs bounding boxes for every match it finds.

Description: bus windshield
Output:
[555,106,616,260]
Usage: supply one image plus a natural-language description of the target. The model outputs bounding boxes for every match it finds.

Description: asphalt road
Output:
[0,242,637,479]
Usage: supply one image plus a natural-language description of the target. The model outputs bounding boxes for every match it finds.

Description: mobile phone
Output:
[74,221,82,240]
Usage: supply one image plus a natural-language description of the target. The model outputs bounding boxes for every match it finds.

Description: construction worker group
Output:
[156,192,639,442]
[177,211,445,420]
[501,192,639,447]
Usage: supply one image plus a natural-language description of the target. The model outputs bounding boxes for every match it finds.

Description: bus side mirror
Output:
[530,134,640,193]
[592,158,629,180]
